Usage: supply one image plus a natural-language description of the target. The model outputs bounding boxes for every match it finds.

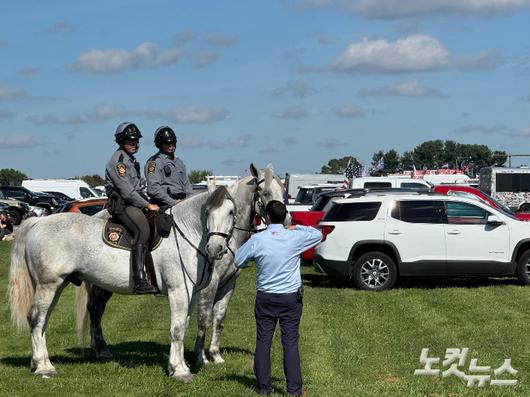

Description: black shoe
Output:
[133,279,158,294]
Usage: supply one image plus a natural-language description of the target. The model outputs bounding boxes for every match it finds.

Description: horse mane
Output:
[205,186,230,211]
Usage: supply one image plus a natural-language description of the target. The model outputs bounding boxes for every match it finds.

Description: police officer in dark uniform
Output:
[145,126,193,210]
[105,122,160,294]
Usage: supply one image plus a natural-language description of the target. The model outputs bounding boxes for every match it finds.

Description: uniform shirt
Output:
[235,224,322,293]
[105,149,149,209]
[145,152,193,207]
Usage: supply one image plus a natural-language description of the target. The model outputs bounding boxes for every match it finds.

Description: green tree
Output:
[188,169,213,184]
[370,150,400,175]
[0,168,28,186]
[321,156,361,174]
[74,174,105,187]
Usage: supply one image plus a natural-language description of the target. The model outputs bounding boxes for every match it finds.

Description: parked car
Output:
[292,188,431,261]
[287,184,343,213]
[479,166,530,212]
[0,186,62,215]
[0,190,32,225]
[433,184,530,221]
[22,179,99,200]
[350,176,432,190]
[314,192,530,291]
[284,173,344,203]
[57,198,108,216]
[43,191,74,202]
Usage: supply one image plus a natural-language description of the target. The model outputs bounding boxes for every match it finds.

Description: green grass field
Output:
[1,240,530,396]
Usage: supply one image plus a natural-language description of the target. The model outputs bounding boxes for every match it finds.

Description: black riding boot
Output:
[131,243,157,294]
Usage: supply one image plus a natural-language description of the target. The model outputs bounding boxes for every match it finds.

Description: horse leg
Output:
[194,278,219,365]
[208,285,236,364]
[167,289,193,382]
[29,281,68,377]
[88,285,114,359]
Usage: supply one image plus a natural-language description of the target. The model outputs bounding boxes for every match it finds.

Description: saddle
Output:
[102,212,170,290]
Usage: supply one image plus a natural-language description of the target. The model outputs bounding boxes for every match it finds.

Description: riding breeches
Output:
[117,206,150,246]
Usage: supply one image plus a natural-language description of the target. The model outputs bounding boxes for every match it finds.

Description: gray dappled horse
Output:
[194,174,289,365]
[8,164,284,381]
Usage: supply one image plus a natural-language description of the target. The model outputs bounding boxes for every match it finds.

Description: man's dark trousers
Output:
[254,291,303,396]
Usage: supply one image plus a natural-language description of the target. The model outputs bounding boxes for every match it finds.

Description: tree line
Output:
[321,140,508,176]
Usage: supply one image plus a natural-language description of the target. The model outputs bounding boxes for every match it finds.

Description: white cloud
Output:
[0,86,27,101]
[455,124,510,134]
[454,51,502,70]
[0,134,43,149]
[272,83,317,99]
[332,34,450,73]
[17,67,40,76]
[206,33,238,47]
[302,0,530,18]
[333,105,364,117]
[169,104,228,124]
[179,134,253,149]
[360,80,445,97]
[0,111,14,120]
[73,42,182,73]
[192,52,219,68]
[276,106,308,119]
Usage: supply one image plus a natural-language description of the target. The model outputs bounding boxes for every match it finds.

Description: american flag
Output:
[342,159,354,189]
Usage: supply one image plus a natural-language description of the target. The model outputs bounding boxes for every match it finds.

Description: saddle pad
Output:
[102,220,162,252]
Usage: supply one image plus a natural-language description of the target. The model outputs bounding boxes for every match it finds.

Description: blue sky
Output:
[1,0,530,179]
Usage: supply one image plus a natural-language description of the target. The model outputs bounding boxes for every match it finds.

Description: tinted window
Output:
[312,195,332,211]
[391,200,444,224]
[324,202,381,222]
[79,205,105,216]
[445,201,490,224]
[364,182,392,189]
[295,189,314,204]
[401,182,429,190]
[80,187,95,198]
[496,173,530,193]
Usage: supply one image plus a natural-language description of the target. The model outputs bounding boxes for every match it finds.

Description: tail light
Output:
[254,214,262,226]
[319,225,335,241]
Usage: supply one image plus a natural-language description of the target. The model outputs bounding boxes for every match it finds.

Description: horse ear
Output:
[249,163,259,179]
[207,178,217,193]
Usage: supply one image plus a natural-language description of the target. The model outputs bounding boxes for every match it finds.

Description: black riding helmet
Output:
[115,122,142,145]
[154,126,177,148]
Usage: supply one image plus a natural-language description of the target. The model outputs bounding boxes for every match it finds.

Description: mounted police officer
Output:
[145,126,193,210]
[105,122,160,294]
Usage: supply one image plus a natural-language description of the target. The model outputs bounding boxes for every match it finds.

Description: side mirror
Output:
[487,215,504,226]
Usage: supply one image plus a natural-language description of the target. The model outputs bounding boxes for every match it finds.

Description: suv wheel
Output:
[516,249,530,285]
[520,204,530,214]
[7,210,21,225]
[352,252,397,291]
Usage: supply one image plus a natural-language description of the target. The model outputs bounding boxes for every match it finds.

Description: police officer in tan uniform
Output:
[105,122,159,294]
[145,126,193,210]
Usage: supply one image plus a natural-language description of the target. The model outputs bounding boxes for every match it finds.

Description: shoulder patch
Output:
[147,161,156,174]
[116,163,127,177]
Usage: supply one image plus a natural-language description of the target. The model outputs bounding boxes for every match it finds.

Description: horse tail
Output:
[75,280,91,341]
[8,217,41,330]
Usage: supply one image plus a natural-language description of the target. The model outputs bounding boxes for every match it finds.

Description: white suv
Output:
[314,192,530,290]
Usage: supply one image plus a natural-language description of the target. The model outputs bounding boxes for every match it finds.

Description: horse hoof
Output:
[211,355,225,364]
[35,369,57,378]
[173,373,193,382]
[96,347,113,359]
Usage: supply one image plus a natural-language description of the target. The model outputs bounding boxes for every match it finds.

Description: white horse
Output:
[8,164,284,381]
[194,174,289,365]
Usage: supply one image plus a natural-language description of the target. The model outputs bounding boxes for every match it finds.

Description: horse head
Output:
[250,163,290,225]
[205,185,237,260]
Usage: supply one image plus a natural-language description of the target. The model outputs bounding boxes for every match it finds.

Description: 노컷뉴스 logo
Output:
[414,348,518,387]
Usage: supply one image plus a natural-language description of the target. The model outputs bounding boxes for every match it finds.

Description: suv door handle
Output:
[388,229,402,235]
[447,229,461,235]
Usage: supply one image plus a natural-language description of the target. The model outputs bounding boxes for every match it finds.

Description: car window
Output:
[445,201,491,224]
[312,195,332,211]
[78,204,105,215]
[323,202,381,222]
[295,188,314,204]
[400,182,429,190]
[80,187,95,198]
[364,182,392,189]
[391,200,445,224]
[446,190,484,203]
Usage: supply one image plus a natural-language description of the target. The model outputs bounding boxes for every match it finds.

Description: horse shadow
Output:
[1,341,254,375]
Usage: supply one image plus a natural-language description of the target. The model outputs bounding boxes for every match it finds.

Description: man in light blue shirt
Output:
[235,200,322,397]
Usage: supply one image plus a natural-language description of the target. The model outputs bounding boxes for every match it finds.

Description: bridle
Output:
[206,177,268,258]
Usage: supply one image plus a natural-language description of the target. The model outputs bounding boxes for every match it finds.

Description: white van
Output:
[22,179,98,200]
[285,173,344,203]
[350,176,432,190]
